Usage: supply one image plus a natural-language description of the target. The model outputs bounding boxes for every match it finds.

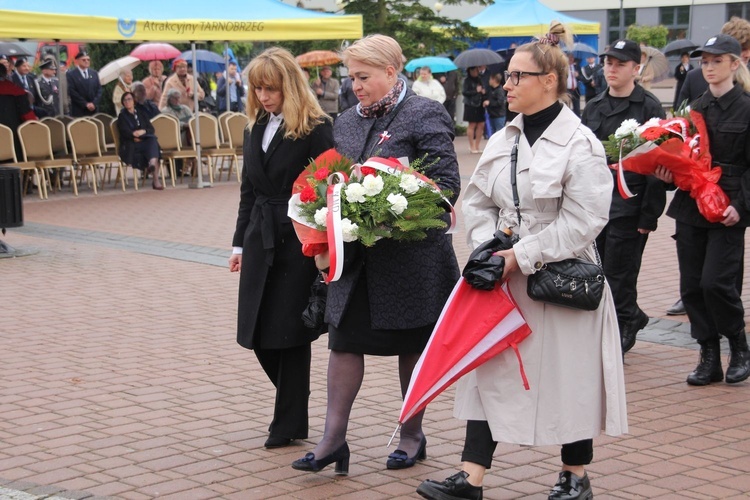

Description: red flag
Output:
[398,279,531,425]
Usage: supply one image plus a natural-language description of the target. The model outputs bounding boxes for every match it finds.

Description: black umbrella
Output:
[454,48,504,69]
[0,41,32,57]
[662,39,698,57]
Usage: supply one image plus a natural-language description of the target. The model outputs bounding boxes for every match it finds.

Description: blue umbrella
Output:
[405,56,457,73]
[566,42,598,61]
[179,50,225,73]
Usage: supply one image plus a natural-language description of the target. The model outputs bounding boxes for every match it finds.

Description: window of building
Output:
[660,6,691,41]
[608,8,636,45]
[727,2,750,21]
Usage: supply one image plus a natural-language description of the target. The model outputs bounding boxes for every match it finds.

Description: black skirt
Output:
[132,136,160,170]
[463,105,485,124]
[328,271,434,356]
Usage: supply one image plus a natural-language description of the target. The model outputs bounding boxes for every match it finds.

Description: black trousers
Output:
[461,420,593,468]
[444,98,457,122]
[675,222,746,342]
[254,343,311,439]
[596,216,648,325]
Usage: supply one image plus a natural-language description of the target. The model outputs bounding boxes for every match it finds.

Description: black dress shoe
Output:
[291,442,350,475]
[386,436,426,469]
[666,299,686,315]
[264,436,293,449]
[416,471,483,500]
[548,471,593,500]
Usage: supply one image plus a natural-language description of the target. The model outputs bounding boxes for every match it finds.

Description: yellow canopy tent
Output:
[0,0,362,42]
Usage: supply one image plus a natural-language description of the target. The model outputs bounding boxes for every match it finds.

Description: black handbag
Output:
[301,272,327,334]
[508,134,605,311]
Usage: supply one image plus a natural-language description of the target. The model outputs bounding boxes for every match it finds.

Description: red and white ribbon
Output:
[357,157,458,233]
[616,138,637,199]
[325,182,345,283]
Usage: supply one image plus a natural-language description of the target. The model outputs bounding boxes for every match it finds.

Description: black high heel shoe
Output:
[386,436,426,469]
[292,442,350,475]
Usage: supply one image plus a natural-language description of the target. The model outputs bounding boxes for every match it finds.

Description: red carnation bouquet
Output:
[289,148,354,258]
[602,108,729,223]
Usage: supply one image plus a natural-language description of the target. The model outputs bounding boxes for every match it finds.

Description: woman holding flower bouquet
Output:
[291,34,460,475]
[417,22,627,500]
[656,34,750,386]
[229,47,334,449]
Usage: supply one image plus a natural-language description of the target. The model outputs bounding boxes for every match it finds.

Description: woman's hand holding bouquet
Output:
[602,106,729,223]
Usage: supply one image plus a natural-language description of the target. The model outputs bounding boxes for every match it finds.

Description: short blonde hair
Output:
[246,47,327,140]
[342,34,404,72]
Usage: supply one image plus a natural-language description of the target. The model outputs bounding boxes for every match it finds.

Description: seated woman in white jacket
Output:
[411,67,446,103]
[416,21,627,500]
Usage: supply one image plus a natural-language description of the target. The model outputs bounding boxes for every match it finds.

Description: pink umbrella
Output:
[393,279,531,438]
[130,42,181,61]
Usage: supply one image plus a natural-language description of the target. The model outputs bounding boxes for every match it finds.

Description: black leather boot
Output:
[726,333,750,384]
[548,471,593,500]
[621,311,650,354]
[686,340,723,386]
[417,471,483,500]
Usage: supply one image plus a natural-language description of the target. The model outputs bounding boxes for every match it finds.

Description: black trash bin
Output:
[0,165,23,230]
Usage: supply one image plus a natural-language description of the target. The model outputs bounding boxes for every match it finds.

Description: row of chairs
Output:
[0,111,249,199]
[0,117,124,199]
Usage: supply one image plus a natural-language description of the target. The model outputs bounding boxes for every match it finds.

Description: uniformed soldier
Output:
[581,39,667,355]
[34,59,60,117]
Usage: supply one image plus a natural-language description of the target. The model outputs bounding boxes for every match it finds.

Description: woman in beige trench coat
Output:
[417,22,627,500]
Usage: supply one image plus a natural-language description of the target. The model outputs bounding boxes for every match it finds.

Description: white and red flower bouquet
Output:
[602,107,729,223]
[288,148,456,282]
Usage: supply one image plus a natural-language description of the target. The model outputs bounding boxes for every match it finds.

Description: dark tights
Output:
[310,350,425,458]
[461,420,593,469]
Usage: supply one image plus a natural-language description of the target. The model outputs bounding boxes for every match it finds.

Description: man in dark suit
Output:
[11,58,42,115]
[34,59,60,117]
[67,50,102,117]
[0,63,37,159]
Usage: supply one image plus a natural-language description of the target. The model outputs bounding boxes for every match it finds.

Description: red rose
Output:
[313,167,330,180]
[360,167,377,177]
[641,127,668,141]
[300,186,318,203]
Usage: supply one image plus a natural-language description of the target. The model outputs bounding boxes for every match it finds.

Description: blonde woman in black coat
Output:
[229,47,334,449]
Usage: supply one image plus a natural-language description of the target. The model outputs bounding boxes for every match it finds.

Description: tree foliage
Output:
[340,0,491,59]
[626,25,669,49]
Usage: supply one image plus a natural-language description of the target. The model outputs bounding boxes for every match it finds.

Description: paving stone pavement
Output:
[2,136,750,499]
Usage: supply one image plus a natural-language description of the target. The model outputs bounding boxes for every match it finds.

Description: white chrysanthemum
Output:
[345,182,366,203]
[362,174,384,196]
[314,207,328,227]
[387,193,408,215]
[399,174,420,194]
[341,218,359,242]
[614,118,641,139]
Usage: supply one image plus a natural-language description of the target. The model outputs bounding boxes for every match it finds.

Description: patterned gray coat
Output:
[328,87,460,330]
